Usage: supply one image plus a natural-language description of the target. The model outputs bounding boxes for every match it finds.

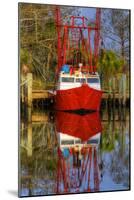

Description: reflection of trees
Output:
[101,108,128,152]
[32,122,58,150]
[100,108,129,189]
[20,120,58,196]
[110,115,129,188]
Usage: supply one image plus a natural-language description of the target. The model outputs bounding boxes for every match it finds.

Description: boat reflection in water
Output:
[19,108,129,197]
[55,111,102,193]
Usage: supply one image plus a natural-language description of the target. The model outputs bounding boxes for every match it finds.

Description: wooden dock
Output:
[32,90,53,99]
[32,112,49,123]
[32,90,130,100]
[21,73,130,108]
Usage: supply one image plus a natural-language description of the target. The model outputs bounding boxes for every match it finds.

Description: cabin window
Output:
[81,78,86,83]
[75,139,81,144]
[62,77,74,82]
[87,78,99,83]
[76,78,81,83]
[76,78,86,83]
[61,140,74,145]
[87,139,98,144]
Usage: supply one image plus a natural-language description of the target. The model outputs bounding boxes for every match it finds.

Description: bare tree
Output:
[101,9,130,67]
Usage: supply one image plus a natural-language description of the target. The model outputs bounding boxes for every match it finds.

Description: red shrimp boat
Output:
[55,72,102,111]
[54,8,102,111]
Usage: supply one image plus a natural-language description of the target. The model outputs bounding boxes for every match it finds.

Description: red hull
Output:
[55,84,103,111]
[56,111,102,141]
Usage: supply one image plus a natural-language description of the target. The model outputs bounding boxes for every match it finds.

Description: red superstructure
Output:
[55,7,101,74]
[55,7,102,111]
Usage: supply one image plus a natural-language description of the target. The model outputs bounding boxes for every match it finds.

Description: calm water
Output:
[19,106,130,197]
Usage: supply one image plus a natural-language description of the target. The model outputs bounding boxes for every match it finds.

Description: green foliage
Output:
[98,50,124,79]
[101,132,115,152]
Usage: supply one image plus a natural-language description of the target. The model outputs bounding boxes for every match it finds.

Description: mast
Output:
[55,7,62,74]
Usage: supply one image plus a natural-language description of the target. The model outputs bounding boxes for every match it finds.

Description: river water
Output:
[19,106,130,197]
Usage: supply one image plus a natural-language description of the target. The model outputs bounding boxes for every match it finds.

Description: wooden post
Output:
[122,73,126,106]
[119,75,122,107]
[112,77,116,108]
[27,123,32,157]
[111,77,115,131]
[21,75,25,103]
[27,73,32,123]
[27,73,32,108]
[117,75,121,120]
[21,122,24,147]
[108,78,112,117]
[28,107,32,123]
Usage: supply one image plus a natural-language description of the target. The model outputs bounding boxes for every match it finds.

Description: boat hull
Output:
[55,84,103,111]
